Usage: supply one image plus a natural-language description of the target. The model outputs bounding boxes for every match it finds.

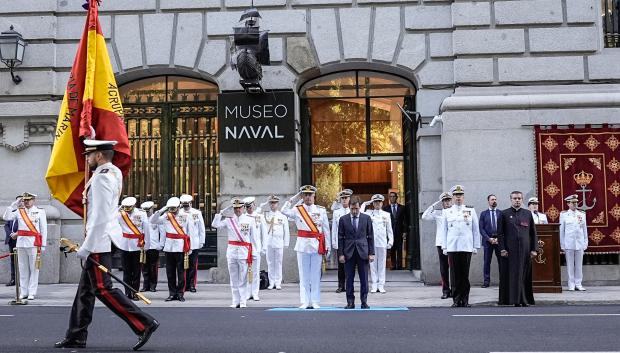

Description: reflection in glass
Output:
[309,98,367,155]
[370,97,403,154]
[120,76,218,104]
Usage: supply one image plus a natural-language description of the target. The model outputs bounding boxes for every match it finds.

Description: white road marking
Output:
[491,351,620,353]
[454,314,620,317]
[0,315,14,317]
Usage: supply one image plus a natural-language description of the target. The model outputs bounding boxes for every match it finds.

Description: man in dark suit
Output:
[479,194,502,288]
[383,192,408,270]
[338,196,374,309]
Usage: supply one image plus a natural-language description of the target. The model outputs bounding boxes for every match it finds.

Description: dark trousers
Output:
[141,249,159,291]
[345,250,369,305]
[8,240,16,281]
[337,262,346,290]
[120,250,141,298]
[65,253,155,341]
[483,243,501,285]
[165,252,186,297]
[390,236,403,269]
[448,252,472,306]
[437,246,453,295]
[185,251,199,290]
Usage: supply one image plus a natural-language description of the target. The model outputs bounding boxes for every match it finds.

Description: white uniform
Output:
[145,221,163,251]
[441,205,481,253]
[365,209,393,291]
[422,206,445,248]
[282,201,331,307]
[532,211,548,225]
[114,209,150,252]
[181,208,206,250]
[82,163,124,254]
[149,211,192,253]
[331,207,350,250]
[212,213,257,306]
[263,210,290,288]
[245,211,266,299]
[3,205,47,298]
[560,209,588,290]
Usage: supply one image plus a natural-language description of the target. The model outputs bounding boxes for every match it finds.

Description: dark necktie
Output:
[392,204,396,216]
[491,210,496,233]
[353,216,358,231]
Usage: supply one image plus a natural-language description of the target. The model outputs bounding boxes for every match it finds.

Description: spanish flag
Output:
[45,0,130,217]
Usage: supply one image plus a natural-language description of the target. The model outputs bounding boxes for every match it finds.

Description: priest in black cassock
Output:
[497,191,538,307]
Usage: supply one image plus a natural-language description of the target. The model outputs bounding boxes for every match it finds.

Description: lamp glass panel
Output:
[15,41,25,63]
[0,39,17,61]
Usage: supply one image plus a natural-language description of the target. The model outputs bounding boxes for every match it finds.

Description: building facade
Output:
[1,0,619,284]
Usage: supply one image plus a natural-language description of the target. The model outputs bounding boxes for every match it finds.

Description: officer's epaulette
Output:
[99,169,109,173]
[317,205,325,209]
[466,205,474,208]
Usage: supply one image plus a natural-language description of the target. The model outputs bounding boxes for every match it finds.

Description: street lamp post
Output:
[0,26,27,85]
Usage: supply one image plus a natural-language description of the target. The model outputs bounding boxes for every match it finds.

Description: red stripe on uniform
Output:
[92,254,146,332]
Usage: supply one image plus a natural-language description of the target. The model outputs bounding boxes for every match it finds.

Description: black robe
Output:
[497,207,537,305]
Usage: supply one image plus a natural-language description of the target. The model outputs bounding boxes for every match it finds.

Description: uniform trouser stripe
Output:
[92,254,146,333]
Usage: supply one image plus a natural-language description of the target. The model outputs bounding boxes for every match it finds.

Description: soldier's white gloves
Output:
[157,245,164,251]
[10,199,20,208]
[472,249,478,255]
[200,243,205,248]
[387,243,393,249]
[442,249,448,256]
[157,207,168,214]
[76,247,90,260]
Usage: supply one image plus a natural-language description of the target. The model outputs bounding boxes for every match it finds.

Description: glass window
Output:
[309,98,367,155]
[370,97,403,154]
[120,76,218,104]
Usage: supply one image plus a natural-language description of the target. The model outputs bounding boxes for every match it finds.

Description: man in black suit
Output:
[383,192,408,270]
[338,196,375,309]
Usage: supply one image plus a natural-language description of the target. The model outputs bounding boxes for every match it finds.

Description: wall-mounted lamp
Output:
[0,26,27,85]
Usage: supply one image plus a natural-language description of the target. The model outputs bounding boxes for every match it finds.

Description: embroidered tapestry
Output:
[535,126,620,253]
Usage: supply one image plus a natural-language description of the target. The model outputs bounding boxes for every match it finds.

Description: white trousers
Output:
[17,247,39,297]
[267,246,284,287]
[370,247,387,290]
[227,258,248,305]
[297,251,322,305]
[565,249,584,289]
[246,254,261,299]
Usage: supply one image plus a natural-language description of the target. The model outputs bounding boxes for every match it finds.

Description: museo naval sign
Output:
[217,90,295,152]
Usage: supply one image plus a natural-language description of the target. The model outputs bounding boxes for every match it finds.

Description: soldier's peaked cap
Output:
[166,197,181,208]
[83,139,117,155]
[231,198,244,208]
[527,197,539,205]
[140,201,155,210]
[300,185,317,194]
[121,197,137,207]
[439,192,452,201]
[564,194,579,202]
[179,194,193,203]
[450,185,465,195]
[269,195,280,202]
[21,192,37,200]
[243,196,256,205]
[371,194,385,202]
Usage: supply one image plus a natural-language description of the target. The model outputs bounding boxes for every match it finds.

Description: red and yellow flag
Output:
[45,0,130,217]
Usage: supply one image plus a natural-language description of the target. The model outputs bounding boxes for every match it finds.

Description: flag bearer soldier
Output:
[440,185,480,307]
[149,197,193,302]
[282,185,331,309]
[55,140,158,351]
[421,192,454,299]
[180,194,206,293]
[365,194,394,293]
[140,201,161,292]
[115,196,149,300]
[263,195,290,290]
[3,192,47,300]
[331,189,352,293]
[211,198,257,308]
[243,197,266,301]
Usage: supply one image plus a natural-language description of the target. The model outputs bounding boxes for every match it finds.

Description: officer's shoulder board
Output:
[466,205,474,208]
[99,169,109,173]
[316,205,325,209]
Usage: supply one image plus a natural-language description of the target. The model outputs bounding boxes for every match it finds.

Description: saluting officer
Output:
[560,194,588,291]
[282,185,330,309]
[331,189,352,293]
[364,194,393,293]
[149,197,193,302]
[263,195,290,290]
[211,198,257,308]
[180,194,206,293]
[55,140,158,351]
[243,197,266,301]
[140,201,162,292]
[527,197,548,225]
[421,192,454,299]
[440,185,480,307]
[115,196,149,300]
[3,192,47,300]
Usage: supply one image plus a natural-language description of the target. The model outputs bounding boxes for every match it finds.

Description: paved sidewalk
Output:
[2,270,619,308]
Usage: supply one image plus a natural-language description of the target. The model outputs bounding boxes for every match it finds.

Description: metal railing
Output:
[603,0,620,48]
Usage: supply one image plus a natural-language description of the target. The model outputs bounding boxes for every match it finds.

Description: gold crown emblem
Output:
[573,170,593,187]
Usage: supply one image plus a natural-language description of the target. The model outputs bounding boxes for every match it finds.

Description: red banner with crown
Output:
[535,126,620,253]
